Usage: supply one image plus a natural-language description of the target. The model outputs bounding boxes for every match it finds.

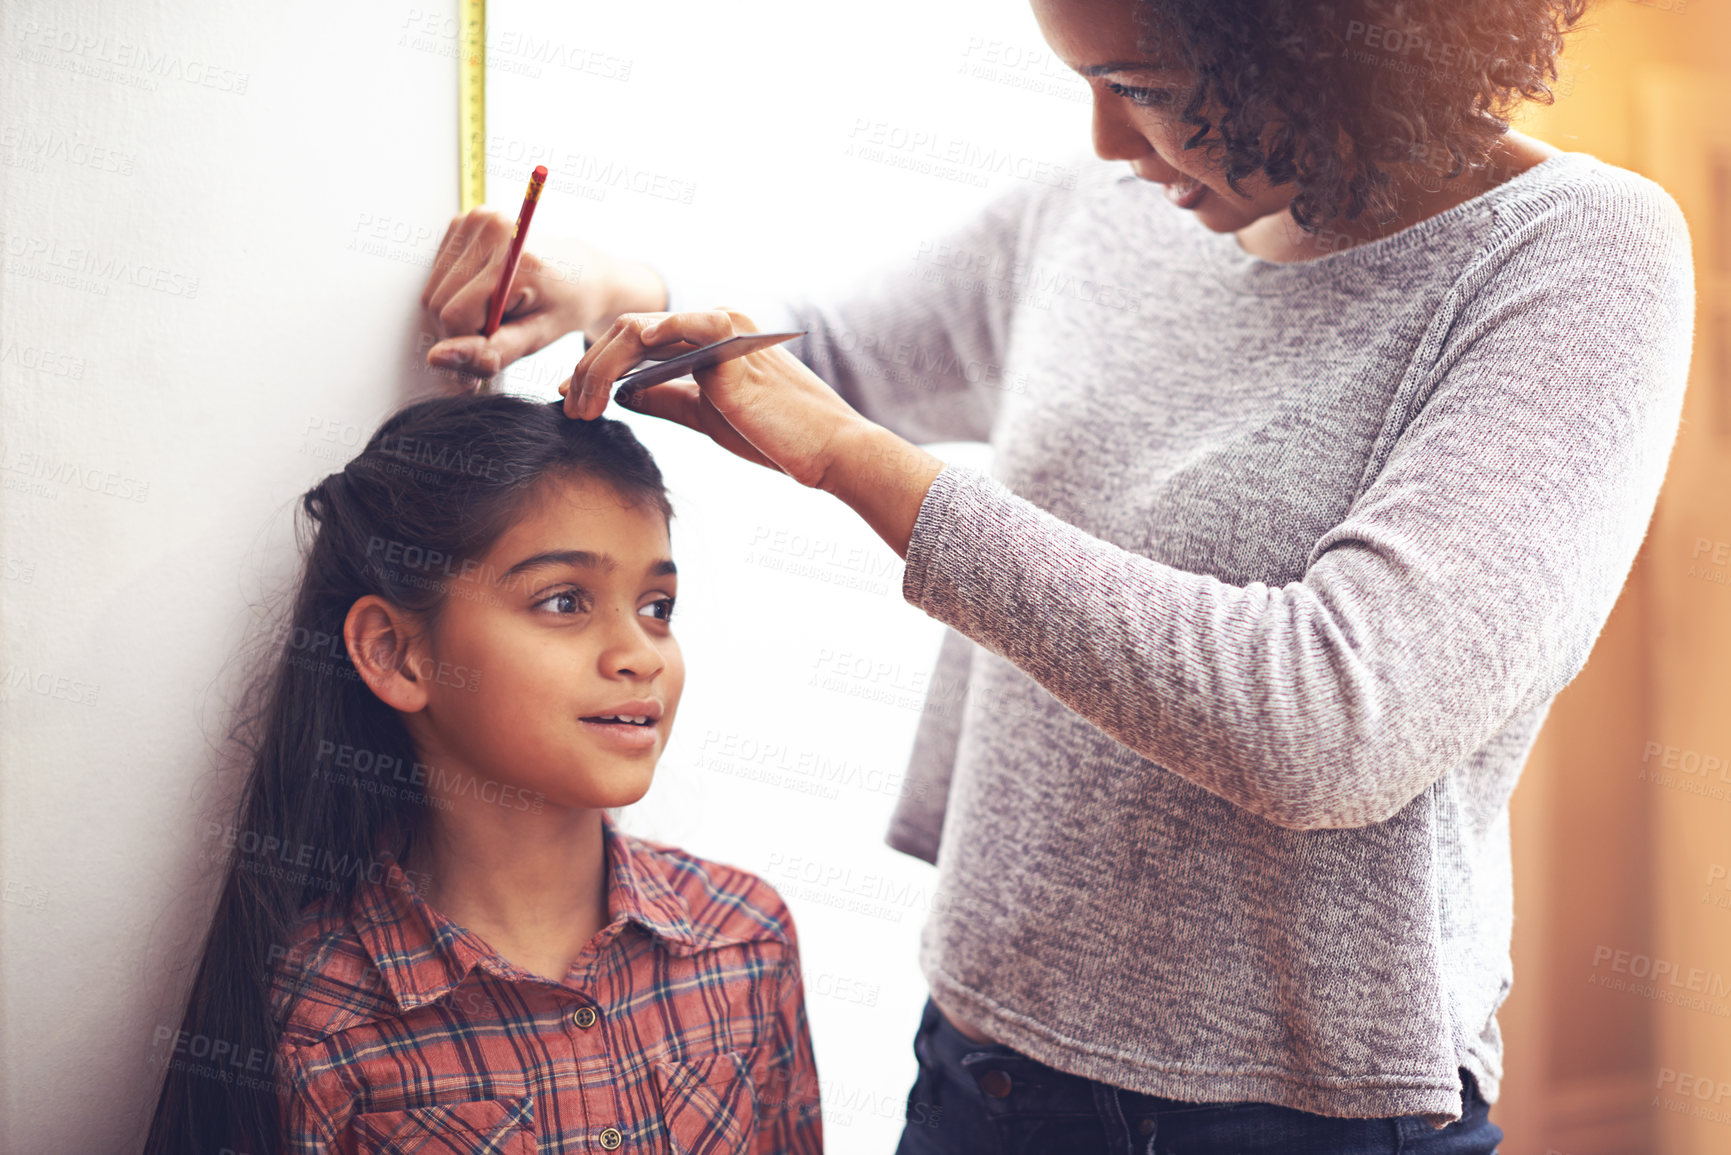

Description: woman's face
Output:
[1030,0,1294,232]
[398,473,684,814]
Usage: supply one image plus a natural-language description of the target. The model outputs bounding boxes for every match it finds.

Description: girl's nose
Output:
[601,610,665,678]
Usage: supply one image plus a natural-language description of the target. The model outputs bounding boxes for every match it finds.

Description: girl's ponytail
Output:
[301,469,345,527]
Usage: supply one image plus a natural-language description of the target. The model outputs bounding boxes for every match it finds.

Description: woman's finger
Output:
[499,249,552,320]
[562,311,701,419]
[423,214,461,300]
[591,308,757,416]
[571,305,865,489]
[614,379,782,473]
[429,310,564,375]
[418,213,465,309]
[420,209,492,313]
[550,335,704,399]
[424,212,512,331]
[436,262,508,343]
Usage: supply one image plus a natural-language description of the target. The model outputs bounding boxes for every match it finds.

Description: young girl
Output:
[143,393,822,1154]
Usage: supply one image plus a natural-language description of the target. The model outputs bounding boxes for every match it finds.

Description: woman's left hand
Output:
[558,308,871,491]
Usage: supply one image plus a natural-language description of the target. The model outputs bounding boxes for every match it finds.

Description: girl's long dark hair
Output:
[141,393,672,1155]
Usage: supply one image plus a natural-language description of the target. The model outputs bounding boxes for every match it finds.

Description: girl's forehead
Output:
[518,473,660,522]
[491,478,671,561]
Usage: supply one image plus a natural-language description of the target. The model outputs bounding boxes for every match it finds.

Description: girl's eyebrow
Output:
[497,549,677,584]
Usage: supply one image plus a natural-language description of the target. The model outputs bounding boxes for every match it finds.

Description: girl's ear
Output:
[344,595,432,713]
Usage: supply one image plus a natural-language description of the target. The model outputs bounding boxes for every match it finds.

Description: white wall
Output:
[0,1,1095,1151]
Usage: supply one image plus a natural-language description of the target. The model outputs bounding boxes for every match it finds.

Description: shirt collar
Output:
[352,811,737,1014]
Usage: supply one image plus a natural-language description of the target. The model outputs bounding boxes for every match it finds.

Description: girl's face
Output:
[1030,0,1294,232]
[398,473,683,813]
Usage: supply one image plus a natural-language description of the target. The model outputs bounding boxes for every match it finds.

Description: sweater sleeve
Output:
[661,165,1081,446]
[897,179,1695,831]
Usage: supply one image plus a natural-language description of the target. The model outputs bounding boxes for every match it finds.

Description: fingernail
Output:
[642,322,661,340]
[430,345,471,367]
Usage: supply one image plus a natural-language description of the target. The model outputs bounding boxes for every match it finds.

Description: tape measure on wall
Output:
[458,0,485,211]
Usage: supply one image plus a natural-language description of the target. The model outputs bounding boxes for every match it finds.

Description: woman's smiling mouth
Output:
[1161,176,1207,209]
[1130,164,1209,210]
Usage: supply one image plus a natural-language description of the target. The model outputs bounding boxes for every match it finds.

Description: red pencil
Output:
[482,164,549,338]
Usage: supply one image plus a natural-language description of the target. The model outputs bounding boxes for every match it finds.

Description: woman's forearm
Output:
[817,424,946,561]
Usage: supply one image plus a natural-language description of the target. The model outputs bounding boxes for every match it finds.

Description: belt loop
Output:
[1093,1082,1134,1155]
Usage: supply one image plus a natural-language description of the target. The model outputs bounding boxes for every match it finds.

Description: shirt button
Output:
[598,1125,623,1149]
[977,1069,1012,1098]
[573,1005,598,1029]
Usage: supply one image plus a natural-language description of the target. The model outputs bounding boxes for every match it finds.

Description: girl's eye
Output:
[640,597,676,623]
[535,588,593,616]
[1106,82,1175,108]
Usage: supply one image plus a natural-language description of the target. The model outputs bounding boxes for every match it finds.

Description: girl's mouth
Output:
[579,715,659,751]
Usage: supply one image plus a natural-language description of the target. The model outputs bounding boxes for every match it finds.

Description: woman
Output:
[417,0,1694,1151]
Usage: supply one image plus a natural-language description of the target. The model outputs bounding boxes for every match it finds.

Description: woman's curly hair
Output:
[1135,0,1591,231]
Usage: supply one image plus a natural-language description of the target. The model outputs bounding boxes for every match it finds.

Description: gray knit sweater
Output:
[662,147,1694,1125]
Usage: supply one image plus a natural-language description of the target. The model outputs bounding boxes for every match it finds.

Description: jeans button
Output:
[1137,1116,1155,1136]
[978,1069,1013,1098]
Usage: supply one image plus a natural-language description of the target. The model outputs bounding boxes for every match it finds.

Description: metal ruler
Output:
[458,0,485,211]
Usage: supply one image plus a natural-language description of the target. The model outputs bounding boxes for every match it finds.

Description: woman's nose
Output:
[1090,91,1170,176]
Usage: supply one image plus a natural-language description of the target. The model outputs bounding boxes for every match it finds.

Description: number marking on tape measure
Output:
[458,0,485,212]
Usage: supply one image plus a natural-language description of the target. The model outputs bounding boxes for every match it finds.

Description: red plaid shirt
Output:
[268,813,822,1154]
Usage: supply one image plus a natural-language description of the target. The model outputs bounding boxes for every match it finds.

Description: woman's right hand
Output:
[417,207,667,382]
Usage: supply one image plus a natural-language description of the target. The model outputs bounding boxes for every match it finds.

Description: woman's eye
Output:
[535,589,592,615]
[640,597,676,623]
[1106,82,1174,108]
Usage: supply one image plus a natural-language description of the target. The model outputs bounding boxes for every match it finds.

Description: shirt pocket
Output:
[344,1094,538,1154]
[651,1050,757,1155]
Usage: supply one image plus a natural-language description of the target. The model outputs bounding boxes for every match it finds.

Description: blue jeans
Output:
[894,997,1503,1154]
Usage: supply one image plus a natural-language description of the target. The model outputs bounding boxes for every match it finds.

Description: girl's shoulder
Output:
[267,891,397,1043]
[614,826,803,953]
